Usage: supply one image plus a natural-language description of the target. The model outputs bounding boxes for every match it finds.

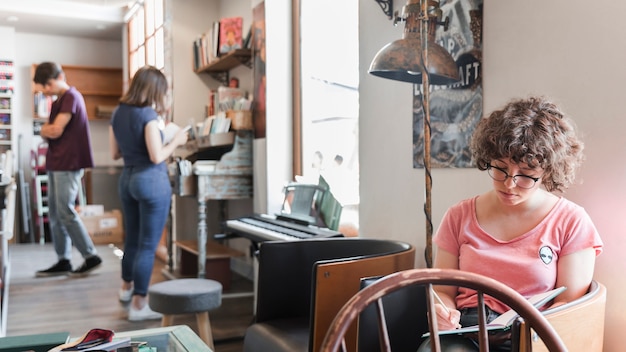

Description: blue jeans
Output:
[48,170,97,260]
[119,164,171,297]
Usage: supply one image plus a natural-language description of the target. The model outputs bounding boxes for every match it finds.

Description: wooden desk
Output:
[193,168,251,279]
[189,130,253,279]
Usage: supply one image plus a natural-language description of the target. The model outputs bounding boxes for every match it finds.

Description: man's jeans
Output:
[47,170,97,260]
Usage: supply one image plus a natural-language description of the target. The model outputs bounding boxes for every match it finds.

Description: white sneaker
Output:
[128,304,162,322]
[119,288,132,303]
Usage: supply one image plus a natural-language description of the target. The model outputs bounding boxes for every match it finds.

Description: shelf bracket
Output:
[238,56,252,69]
[374,0,393,20]
[208,71,230,86]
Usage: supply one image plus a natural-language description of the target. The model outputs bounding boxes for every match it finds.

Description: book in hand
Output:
[162,123,192,144]
[423,286,566,337]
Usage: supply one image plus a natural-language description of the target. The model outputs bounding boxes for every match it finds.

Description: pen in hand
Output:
[431,287,462,329]
[430,287,451,315]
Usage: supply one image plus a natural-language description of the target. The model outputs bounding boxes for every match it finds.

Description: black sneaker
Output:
[35,259,72,278]
[69,256,102,278]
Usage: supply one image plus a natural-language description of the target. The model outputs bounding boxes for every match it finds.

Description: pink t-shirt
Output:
[434,196,603,313]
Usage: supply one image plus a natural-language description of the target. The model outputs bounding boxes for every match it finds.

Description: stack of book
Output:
[196,86,253,136]
[192,16,248,70]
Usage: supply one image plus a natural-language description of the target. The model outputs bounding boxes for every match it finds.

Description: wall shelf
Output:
[0,92,12,154]
[31,64,123,121]
[194,49,252,85]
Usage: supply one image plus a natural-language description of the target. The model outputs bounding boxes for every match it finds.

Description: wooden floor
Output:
[6,243,252,352]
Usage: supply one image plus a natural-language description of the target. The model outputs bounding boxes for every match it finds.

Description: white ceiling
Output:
[0,0,130,41]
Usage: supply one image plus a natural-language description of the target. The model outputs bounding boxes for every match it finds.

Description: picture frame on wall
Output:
[413,0,483,169]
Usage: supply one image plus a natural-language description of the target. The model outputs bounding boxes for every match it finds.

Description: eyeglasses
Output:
[486,164,541,189]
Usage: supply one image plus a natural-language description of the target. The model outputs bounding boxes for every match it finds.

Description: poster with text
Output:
[413,0,483,168]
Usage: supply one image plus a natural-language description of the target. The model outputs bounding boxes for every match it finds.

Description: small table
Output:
[114,325,212,351]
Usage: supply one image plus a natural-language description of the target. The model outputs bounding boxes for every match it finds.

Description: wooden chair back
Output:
[320,268,567,352]
[516,280,606,352]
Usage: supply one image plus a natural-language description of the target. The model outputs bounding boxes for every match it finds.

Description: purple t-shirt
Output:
[46,87,94,171]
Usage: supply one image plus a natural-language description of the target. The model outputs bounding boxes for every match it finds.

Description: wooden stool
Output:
[148,278,222,349]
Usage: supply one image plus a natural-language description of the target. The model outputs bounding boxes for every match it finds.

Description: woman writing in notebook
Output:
[418,96,603,351]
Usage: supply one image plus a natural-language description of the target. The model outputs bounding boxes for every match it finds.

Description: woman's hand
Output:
[171,128,189,147]
[435,303,461,330]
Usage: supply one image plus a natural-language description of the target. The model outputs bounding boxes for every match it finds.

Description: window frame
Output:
[126,0,165,80]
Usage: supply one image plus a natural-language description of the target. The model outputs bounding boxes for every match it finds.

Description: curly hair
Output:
[470,96,584,192]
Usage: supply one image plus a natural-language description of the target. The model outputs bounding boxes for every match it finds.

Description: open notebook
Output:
[423,286,566,337]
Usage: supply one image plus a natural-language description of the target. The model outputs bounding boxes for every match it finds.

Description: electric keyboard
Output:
[225,214,343,243]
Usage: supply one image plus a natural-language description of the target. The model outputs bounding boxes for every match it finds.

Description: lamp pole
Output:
[369,0,459,268]
[420,0,434,269]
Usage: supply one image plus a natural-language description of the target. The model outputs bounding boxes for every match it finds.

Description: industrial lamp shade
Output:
[369,0,459,85]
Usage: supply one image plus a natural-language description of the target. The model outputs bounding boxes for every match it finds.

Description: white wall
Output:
[359,0,625,350]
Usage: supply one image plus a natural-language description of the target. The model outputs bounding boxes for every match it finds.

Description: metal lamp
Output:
[369,0,459,267]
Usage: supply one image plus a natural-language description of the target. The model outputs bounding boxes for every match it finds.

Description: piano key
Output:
[225,215,343,243]
[226,219,302,242]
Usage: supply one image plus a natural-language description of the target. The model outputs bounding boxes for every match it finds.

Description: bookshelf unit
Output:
[0,94,13,155]
[31,64,123,121]
[194,49,252,85]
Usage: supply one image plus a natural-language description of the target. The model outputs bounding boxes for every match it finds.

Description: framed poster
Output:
[413,0,483,168]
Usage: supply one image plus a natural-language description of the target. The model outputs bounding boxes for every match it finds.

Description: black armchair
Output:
[242,237,415,352]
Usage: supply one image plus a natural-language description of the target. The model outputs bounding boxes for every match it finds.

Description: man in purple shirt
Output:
[33,62,102,278]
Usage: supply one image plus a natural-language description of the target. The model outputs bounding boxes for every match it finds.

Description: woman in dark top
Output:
[109,66,188,321]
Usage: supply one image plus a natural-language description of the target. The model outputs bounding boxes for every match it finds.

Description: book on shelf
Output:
[34,91,53,118]
[193,23,221,70]
[423,286,566,337]
[216,86,249,113]
[243,24,253,49]
[219,16,243,55]
[0,97,10,109]
[209,114,231,134]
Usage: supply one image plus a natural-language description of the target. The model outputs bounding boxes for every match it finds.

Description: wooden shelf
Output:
[31,64,122,121]
[194,49,252,85]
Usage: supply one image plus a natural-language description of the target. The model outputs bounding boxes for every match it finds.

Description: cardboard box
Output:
[81,209,124,244]
[79,204,104,217]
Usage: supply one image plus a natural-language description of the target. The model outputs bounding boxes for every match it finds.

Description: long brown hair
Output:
[120,66,169,115]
